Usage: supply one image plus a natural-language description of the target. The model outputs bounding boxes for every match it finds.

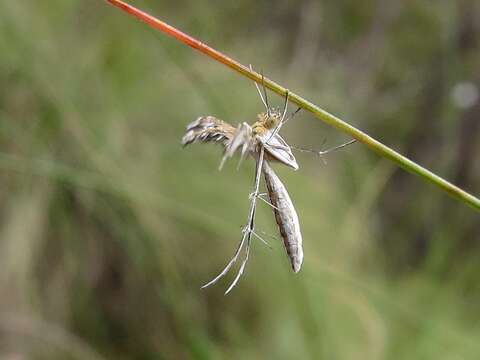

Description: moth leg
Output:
[203,147,265,293]
[249,191,280,211]
[223,147,265,294]
[265,91,289,144]
[282,106,302,126]
[256,193,281,211]
[224,232,252,294]
[251,229,272,249]
[201,229,248,289]
[290,139,357,162]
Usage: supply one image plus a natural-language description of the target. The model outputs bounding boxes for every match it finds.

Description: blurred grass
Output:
[0,1,479,359]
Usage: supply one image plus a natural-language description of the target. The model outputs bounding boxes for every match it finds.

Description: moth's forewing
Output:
[263,161,303,272]
[182,116,235,146]
[219,122,255,169]
[257,132,299,170]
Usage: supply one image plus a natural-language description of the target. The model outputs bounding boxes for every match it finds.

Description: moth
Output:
[182,74,303,294]
[182,73,354,293]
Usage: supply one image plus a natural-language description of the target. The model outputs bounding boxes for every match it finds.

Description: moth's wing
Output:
[257,132,299,170]
[182,116,235,146]
[263,161,303,272]
[219,122,253,169]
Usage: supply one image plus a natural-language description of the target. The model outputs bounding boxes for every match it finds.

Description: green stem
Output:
[105,0,480,211]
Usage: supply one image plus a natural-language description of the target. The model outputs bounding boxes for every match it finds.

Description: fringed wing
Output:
[182,116,236,147]
[263,161,303,272]
[219,122,255,169]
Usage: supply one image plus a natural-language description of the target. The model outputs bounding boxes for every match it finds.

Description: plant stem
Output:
[105,0,480,211]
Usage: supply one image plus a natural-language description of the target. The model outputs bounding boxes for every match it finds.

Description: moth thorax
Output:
[257,111,282,130]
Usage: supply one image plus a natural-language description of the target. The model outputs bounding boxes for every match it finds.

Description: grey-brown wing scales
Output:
[182,116,235,147]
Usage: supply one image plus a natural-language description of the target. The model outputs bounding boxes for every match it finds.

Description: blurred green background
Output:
[1,1,479,359]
